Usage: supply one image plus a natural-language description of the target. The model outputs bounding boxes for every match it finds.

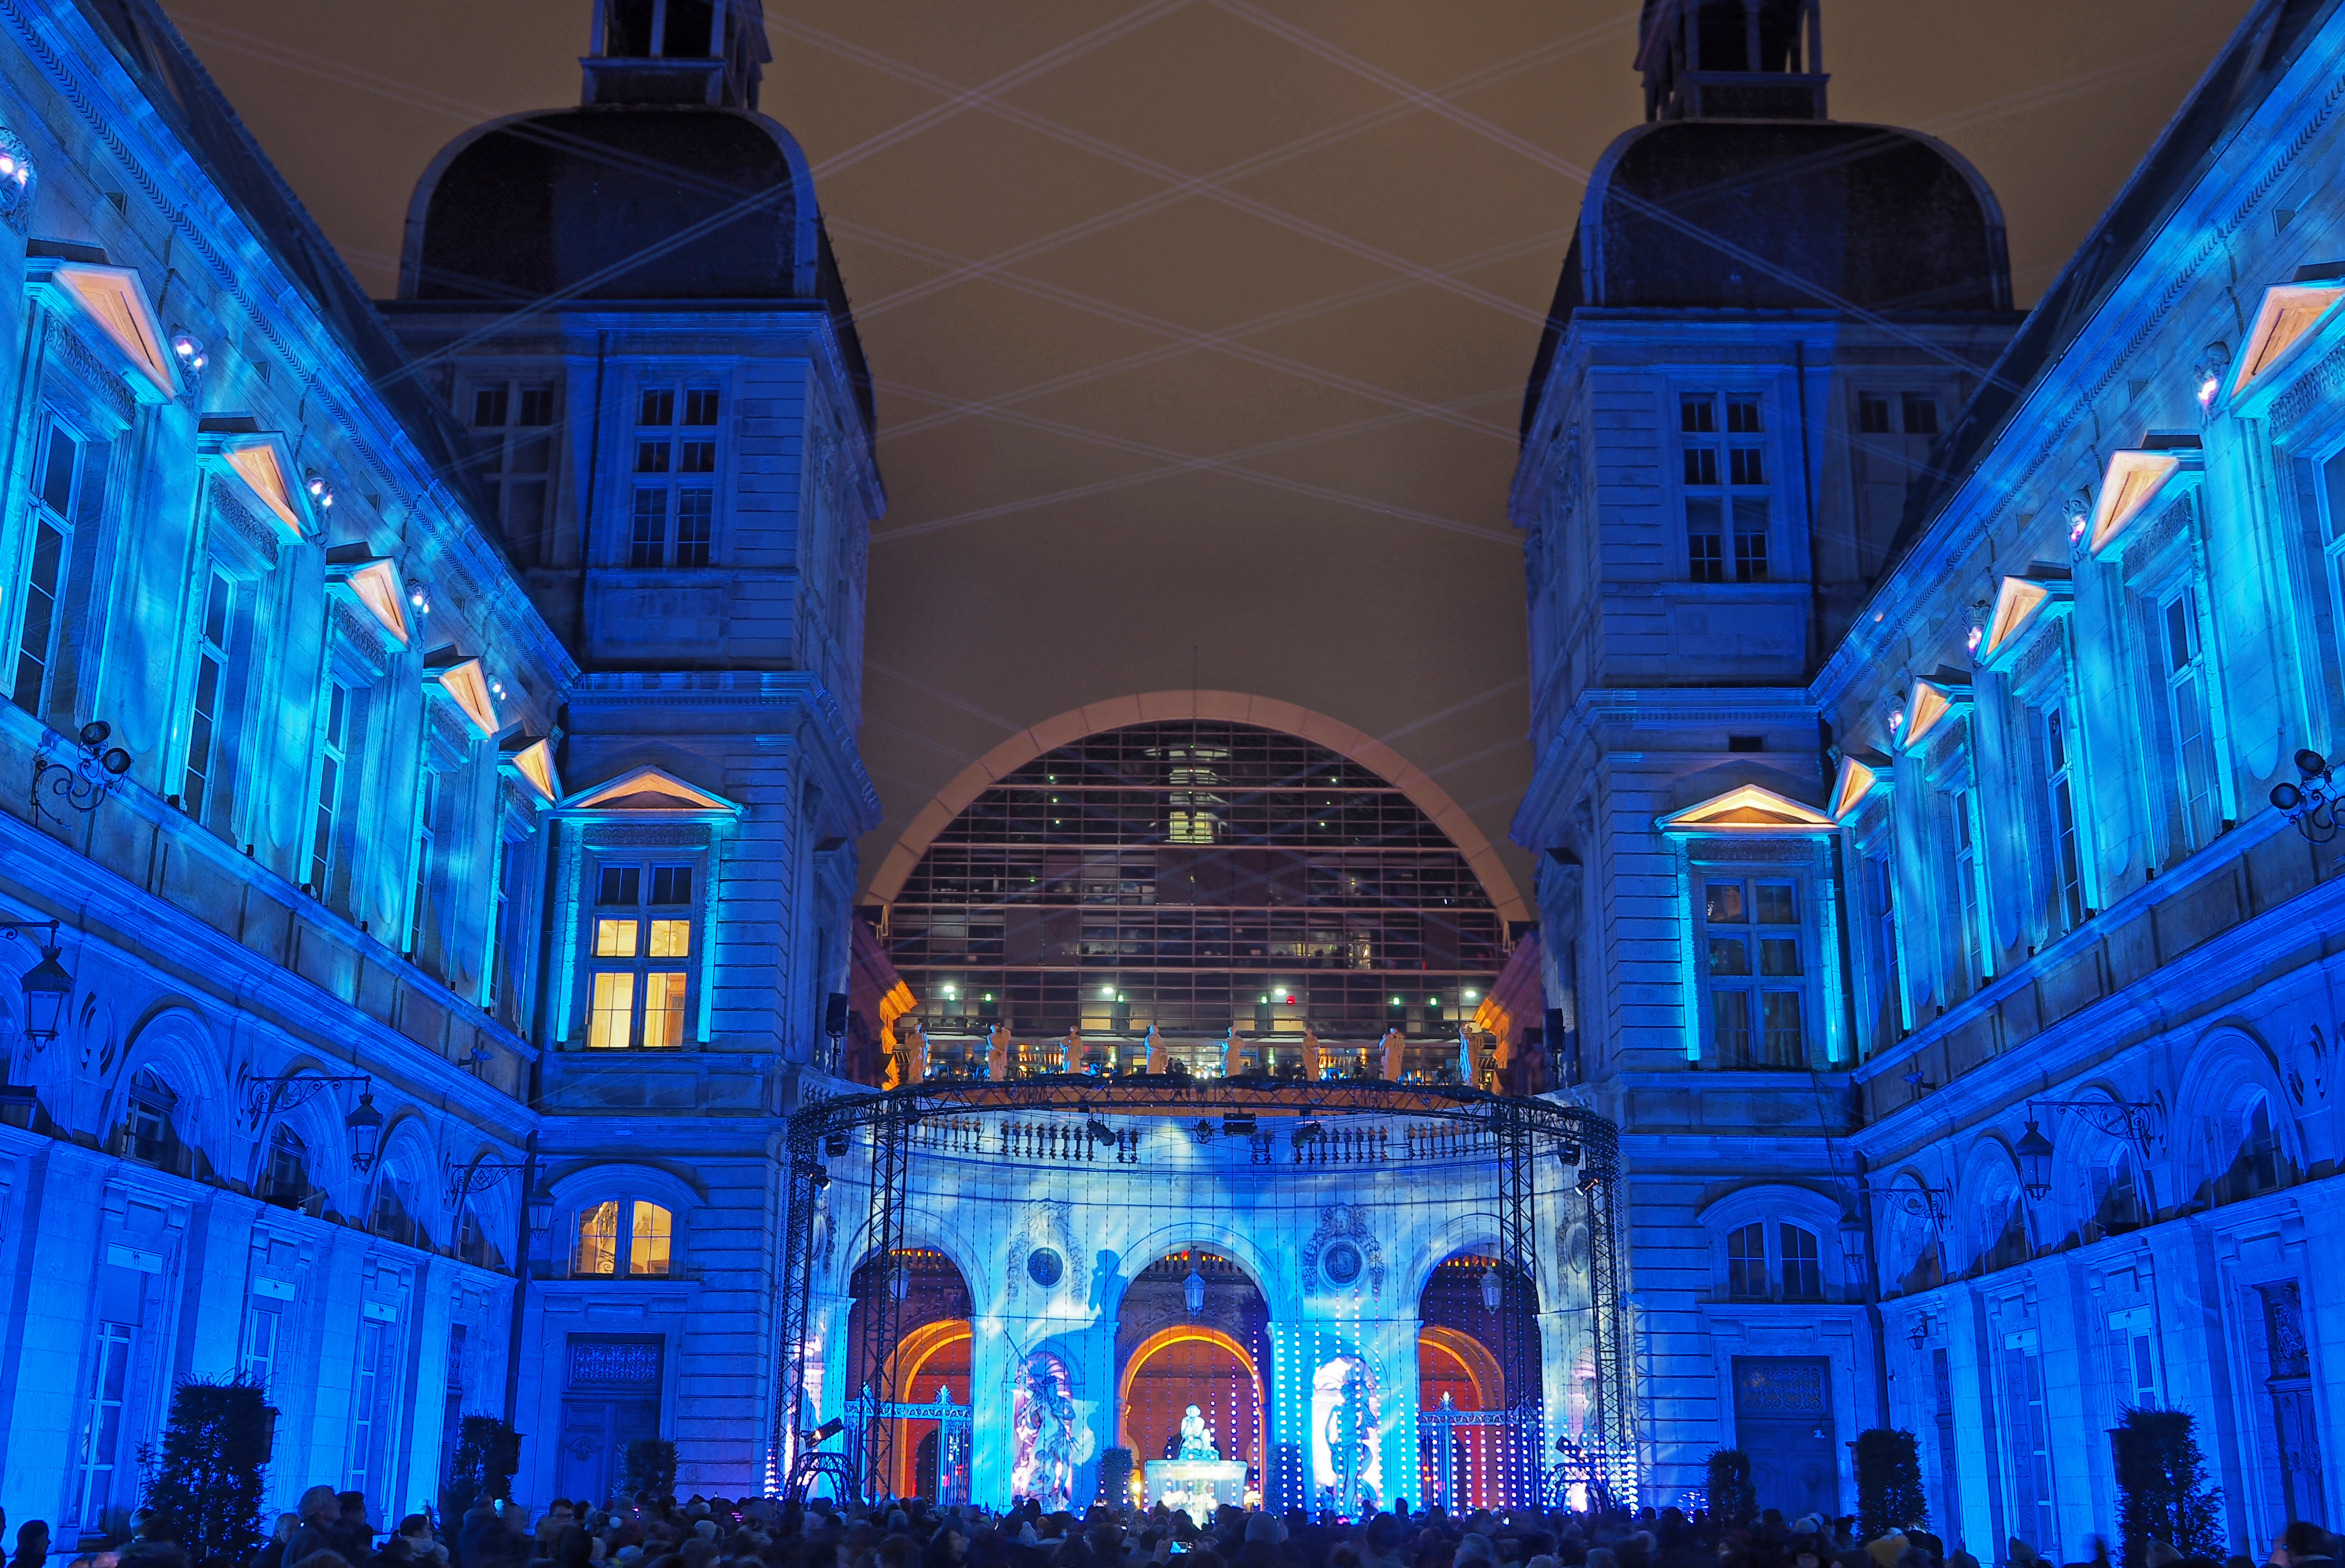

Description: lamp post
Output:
[2017,1096,2159,1204]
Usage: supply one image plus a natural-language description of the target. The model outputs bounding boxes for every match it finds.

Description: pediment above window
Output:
[25,256,178,403]
[1829,751,1891,820]
[1658,784,1836,835]
[500,734,561,806]
[2088,445,2201,560]
[324,547,410,646]
[1974,571,2072,673]
[199,423,314,542]
[563,765,740,817]
[424,649,500,739]
[2226,275,2345,416]
[1896,672,1971,753]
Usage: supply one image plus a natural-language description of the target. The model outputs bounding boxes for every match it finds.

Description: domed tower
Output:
[381,2,883,1495]
[1505,0,2023,1511]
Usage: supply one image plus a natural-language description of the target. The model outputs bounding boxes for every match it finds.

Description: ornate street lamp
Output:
[1183,1263,1206,1315]
[243,1068,381,1173]
[344,1091,385,1174]
[1480,1264,1503,1313]
[4,919,72,1051]
[2271,748,2338,842]
[2016,1117,2055,1201]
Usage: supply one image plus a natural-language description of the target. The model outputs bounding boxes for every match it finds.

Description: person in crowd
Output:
[398,1519,447,1568]
[286,1492,347,1568]
[14,1521,50,1568]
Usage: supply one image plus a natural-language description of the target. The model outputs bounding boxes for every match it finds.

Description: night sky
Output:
[158,0,2252,904]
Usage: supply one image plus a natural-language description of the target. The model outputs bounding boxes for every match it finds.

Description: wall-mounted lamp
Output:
[2019,1096,2159,1202]
[526,1187,555,1237]
[2192,342,2231,408]
[169,327,207,381]
[32,721,133,826]
[1861,1182,1951,1223]
[2271,748,2337,843]
[242,1068,381,1172]
[1907,1311,1934,1349]
[304,471,335,511]
[2,918,70,1052]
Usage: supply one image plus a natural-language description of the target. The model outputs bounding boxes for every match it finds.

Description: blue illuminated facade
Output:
[1515,0,2345,1548]
[0,0,878,1530]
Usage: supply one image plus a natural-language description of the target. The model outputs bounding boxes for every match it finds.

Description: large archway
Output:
[1117,1250,1269,1503]
[875,714,1516,1045]
[1416,1252,1539,1511]
[845,1247,971,1502]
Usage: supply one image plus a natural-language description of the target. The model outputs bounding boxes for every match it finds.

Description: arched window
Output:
[2221,1095,2284,1201]
[572,1199,674,1277]
[2086,1147,2141,1239]
[124,1070,181,1170]
[262,1127,308,1206]
[1975,1176,2029,1274]
[1721,1219,1824,1301]
[370,1180,422,1249]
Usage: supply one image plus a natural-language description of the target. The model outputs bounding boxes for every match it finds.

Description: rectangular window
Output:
[1704,877,1805,1068]
[1901,394,1940,435]
[1858,393,1893,434]
[311,682,353,895]
[242,1303,281,1395]
[1950,789,1984,994]
[15,419,82,715]
[487,837,515,1020]
[409,771,439,959]
[2042,705,2086,929]
[585,863,696,1049]
[631,384,719,568]
[182,569,234,822]
[347,1317,388,1499]
[1867,852,1901,1049]
[1680,391,1769,583]
[2000,1339,2058,1552]
[467,379,557,559]
[75,1320,135,1531]
[2160,583,2220,852]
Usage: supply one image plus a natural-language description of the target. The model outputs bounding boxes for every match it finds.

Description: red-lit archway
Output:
[1417,1254,1535,1510]
[1114,1250,1270,1503]
[845,1248,972,1503]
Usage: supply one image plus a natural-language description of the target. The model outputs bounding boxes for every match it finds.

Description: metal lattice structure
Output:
[1492,1097,1540,1487]
[770,1072,1631,1506]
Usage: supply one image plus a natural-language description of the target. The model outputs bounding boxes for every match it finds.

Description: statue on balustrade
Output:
[987,1023,1013,1081]
[1380,1027,1406,1082]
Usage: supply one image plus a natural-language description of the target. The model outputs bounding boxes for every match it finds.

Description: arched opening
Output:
[1417,1252,1537,1511]
[845,1247,972,1502]
[876,717,1512,1061]
[1117,1250,1268,1511]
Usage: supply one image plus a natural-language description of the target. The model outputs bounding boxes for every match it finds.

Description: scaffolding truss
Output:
[772,1074,1628,1507]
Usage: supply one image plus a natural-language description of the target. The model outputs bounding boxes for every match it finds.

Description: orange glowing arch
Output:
[1418,1325,1505,1409]
[879,1318,972,1500]
[1118,1324,1262,1456]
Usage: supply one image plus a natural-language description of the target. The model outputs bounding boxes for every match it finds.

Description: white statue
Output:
[1145,1023,1166,1075]
[1178,1403,1218,1460]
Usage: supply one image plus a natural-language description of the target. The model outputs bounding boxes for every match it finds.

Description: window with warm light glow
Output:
[1699,876,1807,1068]
[572,1197,677,1277]
[584,861,696,1048]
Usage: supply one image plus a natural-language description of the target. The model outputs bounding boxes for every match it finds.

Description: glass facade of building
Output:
[885,721,1505,1041]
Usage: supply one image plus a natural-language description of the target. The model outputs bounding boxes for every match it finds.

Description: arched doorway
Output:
[845,1247,972,1502]
[1117,1250,1268,1507]
[1417,1253,1538,1510]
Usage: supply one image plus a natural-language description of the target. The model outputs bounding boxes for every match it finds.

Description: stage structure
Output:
[774,1069,1632,1513]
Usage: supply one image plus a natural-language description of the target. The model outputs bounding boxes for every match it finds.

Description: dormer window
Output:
[604,0,719,59]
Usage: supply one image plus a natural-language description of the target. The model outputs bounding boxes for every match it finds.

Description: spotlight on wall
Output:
[304,471,335,510]
[1291,1119,1324,1149]
[1085,1117,1116,1146]
[808,1163,831,1191]
[168,327,207,374]
[1555,1138,1583,1167]
[2271,747,2337,843]
[823,1130,850,1158]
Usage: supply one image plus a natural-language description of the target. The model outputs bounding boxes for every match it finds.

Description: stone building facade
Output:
[1514,0,2345,1547]
[0,0,878,1528]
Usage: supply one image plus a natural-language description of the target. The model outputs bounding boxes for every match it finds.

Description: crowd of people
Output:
[2,1488,2333,1568]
